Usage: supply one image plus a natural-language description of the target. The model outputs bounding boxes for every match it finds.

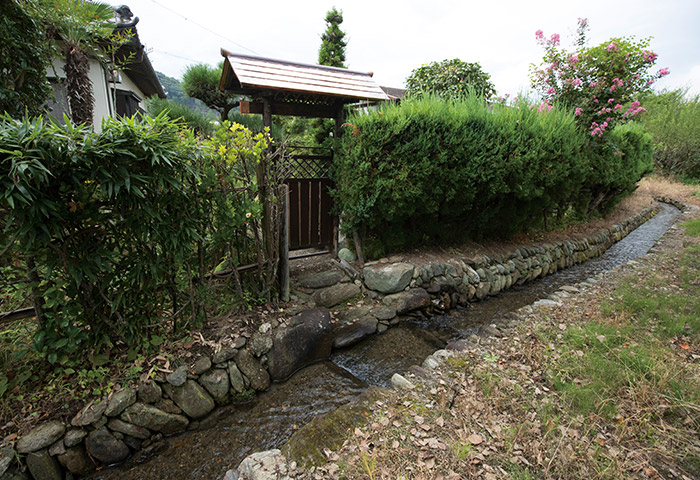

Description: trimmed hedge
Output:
[333,95,652,256]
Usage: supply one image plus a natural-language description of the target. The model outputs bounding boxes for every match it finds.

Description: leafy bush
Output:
[639,89,700,179]
[0,114,284,365]
[228,112,285,142]
[146,97,215,136]
[405,59,496,100]
[0,0,54,117]
[333,94,651,256]
[1,113,202,362]
[584,122,653,213]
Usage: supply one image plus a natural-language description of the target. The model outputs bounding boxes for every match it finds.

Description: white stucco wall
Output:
[47,56,150,131]
[115,72,148,112]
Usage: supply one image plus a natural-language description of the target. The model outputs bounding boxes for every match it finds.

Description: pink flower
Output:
[642,50,658,63]
[658,67,670,76]
[606,42,618,52]
[613,152,619,156]
[593,98,599,103]
[575,107,583,116]
[590,81,598,87]
[572,78,583,87]
[547,87,556,94]
[608,98,614,103]
[569,54,579,64]
[537,100,554,113]
[614,104,623,110]
[550,33,560,46]
[535,29,544,39]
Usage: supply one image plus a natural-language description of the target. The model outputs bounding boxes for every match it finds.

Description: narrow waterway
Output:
[90,203,680,479]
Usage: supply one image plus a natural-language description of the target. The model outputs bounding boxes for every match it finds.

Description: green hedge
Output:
[333,95,652,256]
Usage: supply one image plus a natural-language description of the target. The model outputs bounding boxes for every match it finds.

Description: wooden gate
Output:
[283,146,336,251]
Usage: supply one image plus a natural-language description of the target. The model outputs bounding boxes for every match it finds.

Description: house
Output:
[46,5,165,129]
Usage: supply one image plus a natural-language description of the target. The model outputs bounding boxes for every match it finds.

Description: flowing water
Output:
[90,203,680,479]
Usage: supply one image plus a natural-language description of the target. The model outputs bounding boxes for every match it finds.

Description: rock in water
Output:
[268,308,333,381]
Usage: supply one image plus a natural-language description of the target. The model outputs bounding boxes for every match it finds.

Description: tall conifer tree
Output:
[318,7,347,68]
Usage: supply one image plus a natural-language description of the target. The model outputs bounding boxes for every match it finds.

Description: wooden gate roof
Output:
[219,49,389,104]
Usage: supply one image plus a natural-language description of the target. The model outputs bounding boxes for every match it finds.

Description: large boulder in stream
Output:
[268,308,333,381]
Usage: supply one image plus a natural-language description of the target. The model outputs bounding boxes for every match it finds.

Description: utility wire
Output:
[152,49,202,64]
[148,0,261,56]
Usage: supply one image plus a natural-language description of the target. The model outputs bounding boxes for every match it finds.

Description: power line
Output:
[148,0,261,56]
[151,49,202,64]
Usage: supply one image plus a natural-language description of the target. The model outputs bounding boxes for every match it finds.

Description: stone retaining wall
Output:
[0,206,659,480]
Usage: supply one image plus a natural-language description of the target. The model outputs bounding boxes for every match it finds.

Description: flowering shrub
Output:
[531,18,669,138]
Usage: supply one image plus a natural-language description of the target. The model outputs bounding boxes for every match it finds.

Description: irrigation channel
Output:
[90,203,681,479]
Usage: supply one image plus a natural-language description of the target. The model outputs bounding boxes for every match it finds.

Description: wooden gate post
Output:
[279,184,290,302]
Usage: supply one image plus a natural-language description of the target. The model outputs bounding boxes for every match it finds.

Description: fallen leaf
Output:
[680,344,690,350]
[468,433,483,445]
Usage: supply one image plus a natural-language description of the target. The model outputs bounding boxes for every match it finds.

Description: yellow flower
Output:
[230,122,244,133]
[218,145,227,156]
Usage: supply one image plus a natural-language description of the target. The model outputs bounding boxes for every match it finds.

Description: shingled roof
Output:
[219,50,388,103]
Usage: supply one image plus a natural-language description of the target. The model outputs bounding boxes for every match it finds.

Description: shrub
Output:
[0,113,201,362]
[0,114,282,365]
[333,94,651,256]
[146,97,215,136]
[639,89,700,179]
[405,59,496,100]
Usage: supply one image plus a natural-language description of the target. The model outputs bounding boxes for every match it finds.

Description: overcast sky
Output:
[125,0,699,98]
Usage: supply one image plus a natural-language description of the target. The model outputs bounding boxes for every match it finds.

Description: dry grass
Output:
[637,174,700,207]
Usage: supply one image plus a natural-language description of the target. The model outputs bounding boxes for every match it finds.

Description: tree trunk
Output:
[64,44,94,126]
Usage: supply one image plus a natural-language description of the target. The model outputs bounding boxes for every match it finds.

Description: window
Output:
[46,78,70,124]
[114,89,143,118]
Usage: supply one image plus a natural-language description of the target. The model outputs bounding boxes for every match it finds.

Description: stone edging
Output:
[0,204,664,480]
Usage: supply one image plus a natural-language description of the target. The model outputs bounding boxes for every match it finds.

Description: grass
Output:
[683,217,700,236]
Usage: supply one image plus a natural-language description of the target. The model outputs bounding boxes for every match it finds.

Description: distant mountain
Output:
[156,71,218,119]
